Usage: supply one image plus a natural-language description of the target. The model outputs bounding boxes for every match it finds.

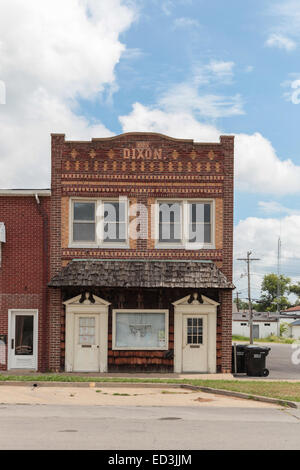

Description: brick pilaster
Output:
[48,134,64,371]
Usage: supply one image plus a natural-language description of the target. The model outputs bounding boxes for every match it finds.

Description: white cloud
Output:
[159,85,243,119]
[173,17,200,29]
[265,33,296,51]
[235,132,300,195]
[192,60,235,86]
[119,102,221,141]
[268,1,300,37]
[0,0,136,188]
[120,104,300,195]
[156,60,243,119]
[205,60,235,80]
[258,201,300,216]
[234,215,300,295]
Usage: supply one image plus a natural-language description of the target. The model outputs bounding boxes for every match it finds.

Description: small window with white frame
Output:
[113,309,169,350]
[73,201,96,243]
[158,201,182,244]
[103,201,127,243]
[156,199,214,249]
[70,198,128,247]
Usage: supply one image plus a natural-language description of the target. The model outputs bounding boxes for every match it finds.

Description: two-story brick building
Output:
[0,132,234,374]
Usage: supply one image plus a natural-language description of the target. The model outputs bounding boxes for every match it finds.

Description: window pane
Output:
[15,316,33,355]
[189,203,211,223]
[159,203,181,243]
[159,202,181,223]
[103,202,126,242]
[73,222,95,242]
[189,224,204,243]
[104,202,126,222]
[159,223,181,243]
[115,312,166,348]
[103,222,126,242]
[188,203,211,244]
[204,224,211,243]
[190,203,204,224]
[74,202,95,221]
[204,204,211,223]
[79,317,95,345]
[186,317,203,344]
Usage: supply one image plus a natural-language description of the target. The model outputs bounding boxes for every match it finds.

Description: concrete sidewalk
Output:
[0,384,280,408]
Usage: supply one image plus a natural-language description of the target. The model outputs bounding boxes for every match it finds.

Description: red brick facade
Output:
[0,132,234,373]
[0,194,50,370]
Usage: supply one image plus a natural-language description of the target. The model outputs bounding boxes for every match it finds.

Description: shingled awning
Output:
[49,260,234,289]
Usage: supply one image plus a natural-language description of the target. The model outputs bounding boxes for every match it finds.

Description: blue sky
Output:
[78,0,300,223]
[0,0,299,298]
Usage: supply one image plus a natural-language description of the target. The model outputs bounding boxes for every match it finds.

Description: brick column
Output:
[48,134,64,371]
[220,135,234,373]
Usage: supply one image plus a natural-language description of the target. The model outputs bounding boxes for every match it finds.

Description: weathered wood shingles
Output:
[49,260,234,289]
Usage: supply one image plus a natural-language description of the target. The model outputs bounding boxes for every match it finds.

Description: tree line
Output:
[235,274,300,312]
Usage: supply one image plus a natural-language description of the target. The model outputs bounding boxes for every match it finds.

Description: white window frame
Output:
[155,198,215,249]
[69,197,129,248]
[112,309,169,351]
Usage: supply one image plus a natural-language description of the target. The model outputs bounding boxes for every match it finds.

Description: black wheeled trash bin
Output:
[232,344,247,373]
[244,345,271,377]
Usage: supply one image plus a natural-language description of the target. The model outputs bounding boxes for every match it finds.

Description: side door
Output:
[9,311,38,370]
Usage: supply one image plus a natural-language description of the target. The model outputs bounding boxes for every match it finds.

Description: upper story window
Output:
[188,202,211,244]
[73,202,96,242]
[157,200,214,249]
[70,198,214,249]
[70,199,128,247]
[159,202,182,243]
[103,201,126,244]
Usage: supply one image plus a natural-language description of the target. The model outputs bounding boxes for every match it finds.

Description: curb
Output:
[180,384,299,409]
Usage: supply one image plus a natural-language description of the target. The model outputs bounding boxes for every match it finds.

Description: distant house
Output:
[281,306,300,315]
[279,307,300,338]
[288,320,300,340]
[232,310,279,339]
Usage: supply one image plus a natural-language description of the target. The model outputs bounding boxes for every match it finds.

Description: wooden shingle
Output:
[49,260,234,289]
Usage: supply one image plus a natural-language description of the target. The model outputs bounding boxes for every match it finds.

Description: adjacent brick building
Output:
[0,132,234,373]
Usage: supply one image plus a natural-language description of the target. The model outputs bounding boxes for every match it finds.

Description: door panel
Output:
[74,314,100,372]
[9,312,37,369]
[182,315,207,372]
[253,324,259,339]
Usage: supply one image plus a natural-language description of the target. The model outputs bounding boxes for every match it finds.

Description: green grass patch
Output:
[232,335,249,341]
[1,373,300,403]
[232,334,295,344]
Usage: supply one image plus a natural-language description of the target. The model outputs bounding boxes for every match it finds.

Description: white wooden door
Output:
[182,315,207,372]
[9,311,38,370]
[73,314,100,372]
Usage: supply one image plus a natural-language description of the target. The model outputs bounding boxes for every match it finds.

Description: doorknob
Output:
[11,339,14,349]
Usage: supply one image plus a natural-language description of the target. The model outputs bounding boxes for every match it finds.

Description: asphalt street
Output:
[0,404,299,450]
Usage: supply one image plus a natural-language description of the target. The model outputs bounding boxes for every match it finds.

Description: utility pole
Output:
[235,291,242,312]
[276,237,281,336]
[237,251,260,344]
